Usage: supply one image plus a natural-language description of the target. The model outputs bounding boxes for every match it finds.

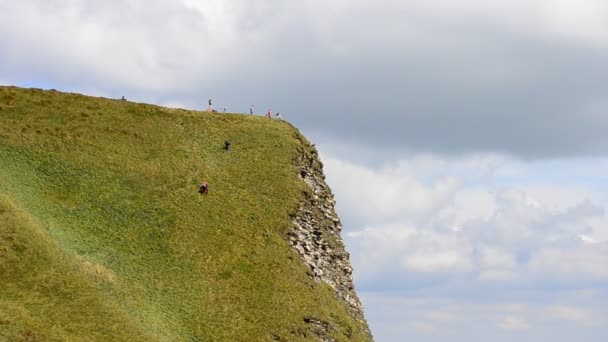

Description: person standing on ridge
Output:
[249,105,254,115]
[266,109,272,118]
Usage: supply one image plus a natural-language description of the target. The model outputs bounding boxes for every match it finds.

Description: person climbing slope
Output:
[199,181,209,195]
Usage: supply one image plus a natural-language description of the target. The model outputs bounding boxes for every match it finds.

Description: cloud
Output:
[409,321,438,334]
[545,305,608,333]
[547,305,602,325]
[497,316,531,331]
[529,245,608,280]
[321,144,608,340]
[361,292,607,342]
[411,0,608,45]
[323,155,460,223]
[0,0,230,91]
[324,152,608,292]
[477,247,519,281]
[2,1,608,158]
[424,310,461,323]
[401,232,475,273]
[585,215,608,242]
[479,247,518,270]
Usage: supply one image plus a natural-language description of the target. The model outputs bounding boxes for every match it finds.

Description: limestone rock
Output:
[288,143,373,340]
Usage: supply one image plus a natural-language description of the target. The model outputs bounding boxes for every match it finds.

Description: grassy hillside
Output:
[0,86,368,341]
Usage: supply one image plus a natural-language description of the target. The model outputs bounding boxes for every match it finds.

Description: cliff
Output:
[0,86,372,341]
[289,136,372,340]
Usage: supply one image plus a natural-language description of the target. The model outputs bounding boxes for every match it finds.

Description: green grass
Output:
[0,86,369,341]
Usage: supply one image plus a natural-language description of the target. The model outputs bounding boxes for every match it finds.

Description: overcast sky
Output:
[1,1,607,341]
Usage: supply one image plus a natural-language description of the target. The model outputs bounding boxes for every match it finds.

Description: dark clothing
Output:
[199,182,209,195]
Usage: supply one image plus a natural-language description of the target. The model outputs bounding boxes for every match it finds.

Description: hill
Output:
[0,86,372,341]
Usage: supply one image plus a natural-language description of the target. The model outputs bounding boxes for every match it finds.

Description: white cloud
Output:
[361,292,607,341]
[327,152,608,290]
[478,269,519,282]
[497,315,531,331]
[410,0,608,46]
[401,232,474,273]
[584,214,608,243]
[479,247,518,270]
[521,185,603,211]
[477,247,519,282]
[579,234,598,244]
[547,305,603,326]
[434,189,497,230]
[424,310,461,323]
[324,155,460,223]
[532,0,608,45]
[0,0,254,91]
[409,321,438,334]
[528,245,608,280]
[345,223,418,279]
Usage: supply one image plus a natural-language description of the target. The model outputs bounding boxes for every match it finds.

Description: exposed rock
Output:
[304,317,337,342]
[289,140,373,340]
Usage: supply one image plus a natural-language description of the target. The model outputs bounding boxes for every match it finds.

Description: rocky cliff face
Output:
[289,138,373,341]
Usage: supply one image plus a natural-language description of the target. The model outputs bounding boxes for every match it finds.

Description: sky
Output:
[1,1,607,341]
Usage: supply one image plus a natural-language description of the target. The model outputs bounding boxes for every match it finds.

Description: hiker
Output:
[266,109,272,118]
[222,106,227,113]
[208,98,212,107]
[249,105,254,115]
[224,140,231,152]
[199,181,209,195]
[275,112,282,120]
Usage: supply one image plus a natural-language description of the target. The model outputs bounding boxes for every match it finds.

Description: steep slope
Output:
[0,86,372,341]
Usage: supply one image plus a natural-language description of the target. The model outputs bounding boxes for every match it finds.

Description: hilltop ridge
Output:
[0,86,372,341]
